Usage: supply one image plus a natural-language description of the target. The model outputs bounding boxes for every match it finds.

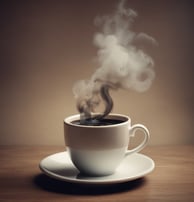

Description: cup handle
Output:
[125,124,150,156]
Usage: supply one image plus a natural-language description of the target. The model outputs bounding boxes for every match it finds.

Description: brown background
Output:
[0,0,194,145]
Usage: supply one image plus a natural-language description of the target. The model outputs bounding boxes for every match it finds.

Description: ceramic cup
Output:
[64,113,150,176]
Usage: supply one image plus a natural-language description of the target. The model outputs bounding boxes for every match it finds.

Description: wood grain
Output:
[0,145,193,201]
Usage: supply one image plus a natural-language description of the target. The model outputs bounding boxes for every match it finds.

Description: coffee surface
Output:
[72,118,124,126]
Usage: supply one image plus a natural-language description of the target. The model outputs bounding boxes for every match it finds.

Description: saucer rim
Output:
[39,151,155,185]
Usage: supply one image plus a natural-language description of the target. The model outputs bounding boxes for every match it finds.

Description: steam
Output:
[73,0,156,121]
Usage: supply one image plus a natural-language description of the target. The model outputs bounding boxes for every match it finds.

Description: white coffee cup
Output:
[64,113,150,176]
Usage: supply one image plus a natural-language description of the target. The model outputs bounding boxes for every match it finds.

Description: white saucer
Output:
[39,151,155,185]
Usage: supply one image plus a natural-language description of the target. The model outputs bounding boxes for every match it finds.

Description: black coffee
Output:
[72,119,124,126]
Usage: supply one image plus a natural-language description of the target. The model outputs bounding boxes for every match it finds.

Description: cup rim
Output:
[64,113,131,128]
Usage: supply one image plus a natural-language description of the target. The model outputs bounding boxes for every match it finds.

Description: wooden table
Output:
[0,145,194,201]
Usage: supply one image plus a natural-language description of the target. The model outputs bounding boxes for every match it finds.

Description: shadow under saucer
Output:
[33,173,146,195]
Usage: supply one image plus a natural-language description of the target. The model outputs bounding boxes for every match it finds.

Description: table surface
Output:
[0,145,194,202]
